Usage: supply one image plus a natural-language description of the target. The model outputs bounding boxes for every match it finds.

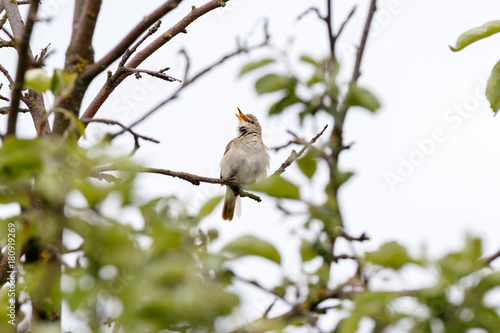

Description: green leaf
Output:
[247,174,300,199]
[450,20,500,52]
[198,195,223,219]
[24,69,51,92]
[438,235,482,282]
[340,291,398,333]
[239,58,275,76]
[365,241,414,270]
[255,74,296,95]
[486,59,500,113]
[300,55,318,66]
[51,69,77,96]
[223,235,281,264]
[269,93,301,115]
[300,239,316,262]
[345,84,380,112]
[297,149,317,179]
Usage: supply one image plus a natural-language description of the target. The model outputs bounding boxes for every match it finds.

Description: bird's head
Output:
[235,107,262,136]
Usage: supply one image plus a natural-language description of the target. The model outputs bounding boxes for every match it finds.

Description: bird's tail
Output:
[222,187,237,221]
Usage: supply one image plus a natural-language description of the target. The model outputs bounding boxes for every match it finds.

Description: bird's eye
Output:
[250,120,255,124]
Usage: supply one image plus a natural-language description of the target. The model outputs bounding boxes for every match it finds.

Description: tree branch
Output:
[274,125,328,176]
[326,0,335,60]
[333,0,377,139]
[0,249,9,286]
[68,0,101,66]
[96,122,326,205]
[0,106,30,114]
[2,0,34,61]
[80,117,160,153]
[122,67,181,83]
[81,0,182,82]
[485,249,500,266]
[335,6,356,41]
[81,0,231,121]
[124,33,269,130]
[339,231,369,242]
[350,0,377,84]
[6,0,39,136]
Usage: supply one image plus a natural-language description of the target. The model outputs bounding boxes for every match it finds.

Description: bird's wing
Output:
[220,138,235,179]
[223,138,235,156]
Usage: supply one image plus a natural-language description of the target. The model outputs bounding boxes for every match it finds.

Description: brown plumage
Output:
[220,108,270,221]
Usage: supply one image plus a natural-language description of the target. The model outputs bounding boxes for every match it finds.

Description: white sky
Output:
[2,0,500,332]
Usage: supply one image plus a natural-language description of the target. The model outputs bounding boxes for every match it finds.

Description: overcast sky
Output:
[2,0,500,331]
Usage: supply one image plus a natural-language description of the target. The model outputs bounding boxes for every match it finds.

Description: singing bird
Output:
[220,108,270,221]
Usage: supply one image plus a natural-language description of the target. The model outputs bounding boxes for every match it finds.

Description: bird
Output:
[220,108,270,221]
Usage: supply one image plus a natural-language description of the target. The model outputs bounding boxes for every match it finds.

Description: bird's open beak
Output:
[235,107,250,122]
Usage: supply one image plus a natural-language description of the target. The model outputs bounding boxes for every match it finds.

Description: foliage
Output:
[451,20,500,113]
[0,2,499,333]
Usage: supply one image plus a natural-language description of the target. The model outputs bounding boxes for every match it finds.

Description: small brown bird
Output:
[220,108,270,221]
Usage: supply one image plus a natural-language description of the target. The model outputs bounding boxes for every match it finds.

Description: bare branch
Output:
[81,0,231,120]
[333,0,377,139]
[0,249,9,286]
[271,130,308,152]
[80,117,160,145]
[326,0,335,59]
[33,43,52,67]
[6,0,39,136]
[70,0,85,43]
[0,63,14,85]
[297,7,323,22]
[83,1,182,82]
[2,0,35,61]
[274,125,328,176]
[96,165,262,203]
[350,0,377,84]
[119,20,162,68]
[68,0,101,65]
[0,38,14,48]
[125,36,269,130]
[0,106,30,114]
[335,6,357,40]
[485,249,500,266]
[339,231,369,242]
[122,67,181,83]
[0,12,7,33]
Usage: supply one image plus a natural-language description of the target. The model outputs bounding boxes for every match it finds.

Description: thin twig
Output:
[485,249,500,266]
[333,0,377,139]
[0,38,13,48]
[340,231,369,242]
[81,0,231,120]
[271,130,307,152]
[274,125,328,176]
[335,6,357,40]
[234,275,294,307]
[122,67,181,83]
[126,37,268,130]
[326,0,335,59]
[118,20,162,68]
[0,13,7,33]
[34,43,51,67]
[80,117,160,145]
[0,106,29,114]
[0,63,14,85]
[350,0,377,84]
[6,0,39,136]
